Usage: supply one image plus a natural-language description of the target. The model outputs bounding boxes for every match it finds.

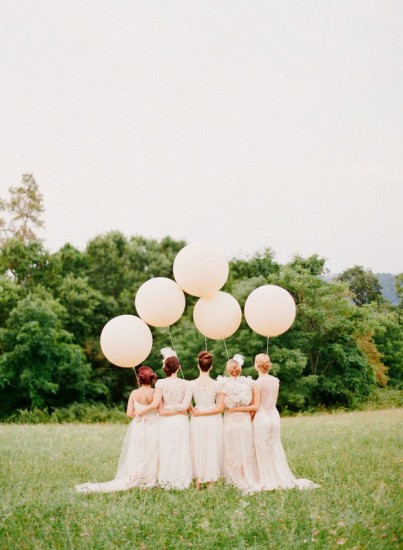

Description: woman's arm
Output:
[126,391,136,418]
[192,393,225,417]
[226,385,261,413]
[171,381,192,412]
[136,389,162,417]
[158,407,188,416]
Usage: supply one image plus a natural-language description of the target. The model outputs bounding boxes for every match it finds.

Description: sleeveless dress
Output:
[190,380,223,483]
[218,375,259,492]
[253,375,319,490]
[156,377,192,489]
[75,400,159,493]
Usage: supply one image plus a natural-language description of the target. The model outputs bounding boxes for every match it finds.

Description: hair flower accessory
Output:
[160,347,178,360]
[232,353,244,366]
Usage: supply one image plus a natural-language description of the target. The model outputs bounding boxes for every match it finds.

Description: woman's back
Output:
[256,375,280,413]
[191,380,219,410]
[156,377,191,410]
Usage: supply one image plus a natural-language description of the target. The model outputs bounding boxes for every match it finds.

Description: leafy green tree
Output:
[0,239,58,290]
[0,275,23,326]
[0,293,106,417]
[0,173,45,244]
[55,275,106,345]
[266,263,377,408]
[52,243,88,279]
[85,231,130,301]
[395,273,403,310]
[337,265,383,306]
[373,309,403,387]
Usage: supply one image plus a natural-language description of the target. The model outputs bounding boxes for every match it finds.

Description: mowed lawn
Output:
[1,409,401,550]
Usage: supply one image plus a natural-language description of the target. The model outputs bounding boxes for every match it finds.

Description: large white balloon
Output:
[244,285,296,337]
[193,291,242,340]
[100,315,153,368]
[135,277,185,327]
[173,243,229,297]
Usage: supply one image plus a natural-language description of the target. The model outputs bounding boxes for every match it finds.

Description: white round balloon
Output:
[193,291,242,340]
[244,285,296,337]
[100,315,153,368]
[173,243,229,297]
[135,277,185,327]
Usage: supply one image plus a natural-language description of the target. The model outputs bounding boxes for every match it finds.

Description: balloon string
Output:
[266,337,269,355]
[133,366,140,387]
[167,326,184,379]
[167,326,177,353]
[204,335,208,351]
[223,339,229,360]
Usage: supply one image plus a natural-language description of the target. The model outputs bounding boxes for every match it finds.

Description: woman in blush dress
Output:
[156,348,192,490]
[75,366,161,493]
[218,354,260,492]
[190,351,224,489]
[253,353,319,490]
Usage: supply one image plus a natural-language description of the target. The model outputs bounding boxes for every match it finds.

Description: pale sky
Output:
[1,1,402,274]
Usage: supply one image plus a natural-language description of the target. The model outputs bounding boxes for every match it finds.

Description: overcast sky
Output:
[1,1,402,274]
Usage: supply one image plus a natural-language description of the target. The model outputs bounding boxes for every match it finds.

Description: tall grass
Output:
[1,409,401,549]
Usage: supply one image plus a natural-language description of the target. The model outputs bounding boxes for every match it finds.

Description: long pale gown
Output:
[253,375,319,490]
[156,377,192,489]
[218,375,259,492]
[190,380,223,483]
[75,400,159,493]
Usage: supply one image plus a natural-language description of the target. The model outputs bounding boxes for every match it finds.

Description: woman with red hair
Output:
[75,366,161,493]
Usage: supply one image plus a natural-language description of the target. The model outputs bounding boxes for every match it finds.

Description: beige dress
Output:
[156,377,192,489]
[190,380,223,483]
[75,400,159,493]
[218,375,259,492]
[253,375,319,490]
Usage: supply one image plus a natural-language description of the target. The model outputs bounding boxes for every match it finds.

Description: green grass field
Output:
[1,409,402,549]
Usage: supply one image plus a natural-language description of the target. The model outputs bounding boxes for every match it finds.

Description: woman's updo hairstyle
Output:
[164,356,180,376]
[226,358,242,377]
[198,350,213,372]
[255,353,271,374]
[138,366,157,386]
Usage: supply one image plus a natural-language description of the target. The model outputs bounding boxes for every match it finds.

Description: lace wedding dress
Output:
[75,400,159,493]
[253,375,319,490]
[156,377,192,489]
[190,380,223,483]
[218,375,259,492]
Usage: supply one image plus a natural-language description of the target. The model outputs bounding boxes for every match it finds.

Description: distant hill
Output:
[324,272,399,305]
[376,273,399,305]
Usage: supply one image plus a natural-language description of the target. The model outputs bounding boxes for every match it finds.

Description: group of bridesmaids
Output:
[75,349,318,494]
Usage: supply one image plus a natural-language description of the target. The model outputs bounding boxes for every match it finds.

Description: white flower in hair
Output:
[232,353,244,366]
[160,347,178,360]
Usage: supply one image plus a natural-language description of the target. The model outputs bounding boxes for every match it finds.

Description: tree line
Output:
[0,175,402,419]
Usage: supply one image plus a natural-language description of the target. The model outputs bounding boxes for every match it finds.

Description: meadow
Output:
[1,409,402,550]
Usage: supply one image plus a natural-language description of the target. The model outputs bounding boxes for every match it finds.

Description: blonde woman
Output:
[218,354,260,492]
[253,353,319,490]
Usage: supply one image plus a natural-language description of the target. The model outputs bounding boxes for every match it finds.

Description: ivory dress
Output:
[218,375,259,492]
[253,375,319,490]
[190,380,224,483]
[75,400,159,493]
[156,377,192,489]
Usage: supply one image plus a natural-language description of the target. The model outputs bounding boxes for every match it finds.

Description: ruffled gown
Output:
[75,400,159,493]
[190,380,223,483]
[253,375,319,490]
[156,377,192,489]
[218,375,259,492]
